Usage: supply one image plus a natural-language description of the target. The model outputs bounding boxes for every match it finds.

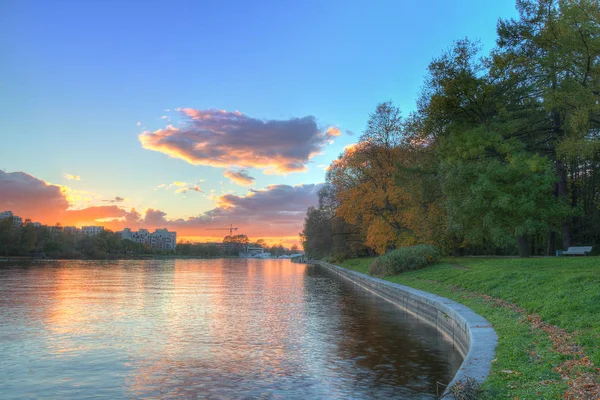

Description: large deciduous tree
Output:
[494,0,600,251]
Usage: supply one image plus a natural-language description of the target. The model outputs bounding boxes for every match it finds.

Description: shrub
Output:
[368,244,441,277]
[322,252,348,264]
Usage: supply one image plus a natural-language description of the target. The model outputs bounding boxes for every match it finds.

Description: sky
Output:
[0,0,518,246]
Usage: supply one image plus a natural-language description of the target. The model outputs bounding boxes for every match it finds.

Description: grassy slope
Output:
[338,256,600,399]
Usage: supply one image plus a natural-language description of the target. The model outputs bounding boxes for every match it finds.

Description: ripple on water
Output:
[0,259,461,399]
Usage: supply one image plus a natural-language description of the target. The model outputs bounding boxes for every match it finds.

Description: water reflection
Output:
[0,259,460,399]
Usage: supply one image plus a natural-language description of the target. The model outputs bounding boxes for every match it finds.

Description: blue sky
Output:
[0,0,517,242]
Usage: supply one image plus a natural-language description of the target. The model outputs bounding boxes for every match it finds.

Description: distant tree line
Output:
[0,219,153,259]
[302,0,600,259]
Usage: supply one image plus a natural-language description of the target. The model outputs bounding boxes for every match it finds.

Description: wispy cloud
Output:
[175,185,203,194]
[155,181,187,190]
[223,169,255,186]
[102,196,125,203]
[139,108,342,174]
[63,173,81,181]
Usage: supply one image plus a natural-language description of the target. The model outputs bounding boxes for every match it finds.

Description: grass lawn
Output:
[337,256,600,399]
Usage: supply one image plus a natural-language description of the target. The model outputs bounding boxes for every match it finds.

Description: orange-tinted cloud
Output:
[326,127,342,137]
[0,171,138,226]
[139,108,341,174]
[1,170,320,246]
[109,184,321,242]
[223,169,255,186]
[129,184,322,242]
[0,171,69,222]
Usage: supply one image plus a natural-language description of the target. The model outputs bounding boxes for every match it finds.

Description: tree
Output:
[493,0,600,251]
[419,38,572,256]
[300,205,333,259]
[327,103,420,254]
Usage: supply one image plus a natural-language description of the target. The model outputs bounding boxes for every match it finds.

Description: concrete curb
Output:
[313,261,497,399]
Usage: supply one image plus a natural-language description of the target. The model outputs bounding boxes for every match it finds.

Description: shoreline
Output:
[0,255,235,262]
[314,260,497,399]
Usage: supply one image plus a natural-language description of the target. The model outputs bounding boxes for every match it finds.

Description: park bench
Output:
[561,246,593,256]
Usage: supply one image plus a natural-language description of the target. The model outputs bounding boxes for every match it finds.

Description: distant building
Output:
[245,246,265,255]
[63,226,79,235]
[0,210,23,229]
[151,228,177,251]
[120,228,150,246]
[81,226,104,236]
[48,225,63,234]
[119,228,176,250]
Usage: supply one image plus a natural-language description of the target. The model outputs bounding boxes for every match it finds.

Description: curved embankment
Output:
[313,261,497,398]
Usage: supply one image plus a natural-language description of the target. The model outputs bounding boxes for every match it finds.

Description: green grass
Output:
[337,256,600,398]
[337,257,374,274]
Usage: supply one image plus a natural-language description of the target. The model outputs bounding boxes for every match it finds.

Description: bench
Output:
[561,246,593,256]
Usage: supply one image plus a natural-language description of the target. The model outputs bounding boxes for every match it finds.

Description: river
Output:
[0,259,462,399]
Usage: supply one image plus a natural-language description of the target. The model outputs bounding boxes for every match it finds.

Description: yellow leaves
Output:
[328,139,449,255]
[365,219,395,254]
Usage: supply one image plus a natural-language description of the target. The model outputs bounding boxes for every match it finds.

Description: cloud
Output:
[326,127,342,137]
[102,196,125,203]
[175,185,203,194]
[126,183,322,239]
[63,173,81,180]
[1,171,69,222]
[223,169,255,186]
[171,183,323,237]
[139,108,341,174]
[143,208,168,225]
[137,122,141,127]
[64,206,129,222]
[155,181,187,190]
[0,170,135,225]
[1,170,321,246]
[155,181,202,194]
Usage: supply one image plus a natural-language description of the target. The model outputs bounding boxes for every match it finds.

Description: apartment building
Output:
[81,226,104,236]
[63,226,79,235]
[0,210,23,229]
[119,228,176,250]
[150,228,177,251]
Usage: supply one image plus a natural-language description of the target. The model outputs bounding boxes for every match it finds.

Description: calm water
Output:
[0,259,462,399]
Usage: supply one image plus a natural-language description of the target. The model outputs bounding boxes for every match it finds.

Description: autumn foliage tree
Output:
[302,0,600,259]
[326,102,447,254]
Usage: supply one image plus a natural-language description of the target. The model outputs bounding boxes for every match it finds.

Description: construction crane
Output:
[206,224,239,236]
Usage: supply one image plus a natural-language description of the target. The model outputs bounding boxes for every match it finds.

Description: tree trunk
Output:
[556,160,573,249]
[517,235,531,258]
[546,231,556,256]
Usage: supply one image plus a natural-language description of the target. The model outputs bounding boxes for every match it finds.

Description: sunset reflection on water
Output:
[0,259,460,399]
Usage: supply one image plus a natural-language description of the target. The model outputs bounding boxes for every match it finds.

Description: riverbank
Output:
[0,255,235,262]
[337,256,600,399]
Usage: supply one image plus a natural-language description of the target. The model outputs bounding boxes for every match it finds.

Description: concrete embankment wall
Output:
[314,261,497,399]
